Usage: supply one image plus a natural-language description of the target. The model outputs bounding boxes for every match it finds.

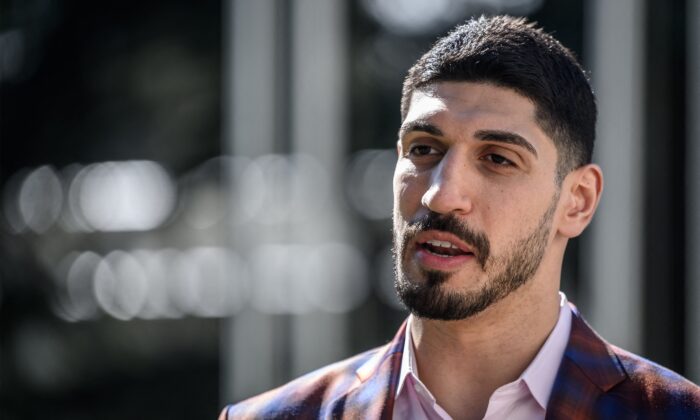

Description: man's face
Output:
[392,81,562,320]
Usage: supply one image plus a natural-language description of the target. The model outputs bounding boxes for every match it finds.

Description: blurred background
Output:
[1,0,698,418]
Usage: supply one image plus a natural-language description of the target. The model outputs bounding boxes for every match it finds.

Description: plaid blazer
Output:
[220,305,700,419]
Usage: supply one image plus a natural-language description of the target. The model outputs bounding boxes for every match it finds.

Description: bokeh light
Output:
[361,0,459,35]
[75,160,176,232]
[174,247,249,318]
[249,243,369,315]
[346,149,395,220]
[18,165,63,233]
[361,0,545,35]
[301,242,370,313]
[54,251,102,322]
[93,250,150,320]
[239,154,331,226]
[0,29,24,82]
[132,249,182,319]
[3,167,30,233]
[181,156,232,230]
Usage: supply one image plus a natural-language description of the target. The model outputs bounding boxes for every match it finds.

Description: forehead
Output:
[404,81,538,129]
[401,82,558,162]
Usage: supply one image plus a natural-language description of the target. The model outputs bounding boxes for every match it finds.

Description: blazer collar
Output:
[331,304,634,419]
[546,304,635,419]
[329,321,406,420]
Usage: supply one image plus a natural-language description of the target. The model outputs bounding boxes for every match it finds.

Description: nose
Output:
[420,150,474,215]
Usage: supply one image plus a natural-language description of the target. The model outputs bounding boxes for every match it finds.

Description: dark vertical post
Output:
[643,0,687,374]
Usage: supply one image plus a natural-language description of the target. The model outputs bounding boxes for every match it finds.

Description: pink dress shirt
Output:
[393,293,573,420]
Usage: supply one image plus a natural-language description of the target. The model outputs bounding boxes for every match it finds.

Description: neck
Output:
[410,283,561,419]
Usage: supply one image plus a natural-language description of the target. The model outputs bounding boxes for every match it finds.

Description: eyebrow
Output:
[398,120,443,140]
[399,121,538,158]
[474,129,538,158]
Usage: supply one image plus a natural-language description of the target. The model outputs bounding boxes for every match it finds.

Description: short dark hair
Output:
[400,15,596,180]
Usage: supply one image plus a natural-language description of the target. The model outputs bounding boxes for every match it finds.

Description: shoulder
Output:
[611,345,700,415]
[552,304,700,418]
[218,347,381,420]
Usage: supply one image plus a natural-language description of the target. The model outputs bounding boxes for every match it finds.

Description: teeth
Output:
[426,239,459,249]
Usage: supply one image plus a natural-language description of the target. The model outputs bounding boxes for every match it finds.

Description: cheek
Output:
[483,189,555,242]
[393,164,425,214]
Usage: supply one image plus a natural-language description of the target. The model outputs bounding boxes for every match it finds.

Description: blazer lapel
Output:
[328,306,637,419]
[328,321,406,420]
[546,305,635,420]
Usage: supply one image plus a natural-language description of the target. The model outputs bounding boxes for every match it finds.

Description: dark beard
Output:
[393,195,558,321]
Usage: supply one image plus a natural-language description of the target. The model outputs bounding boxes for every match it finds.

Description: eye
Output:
[483,153,515,166]
[407,144,440,157]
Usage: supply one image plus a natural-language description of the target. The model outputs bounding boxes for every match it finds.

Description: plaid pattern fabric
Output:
[219,322,406,420]
[546,305,700,420]
[220,305,700,419]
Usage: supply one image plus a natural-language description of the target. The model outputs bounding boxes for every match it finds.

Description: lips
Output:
[413,230,476,271]
[415,230,474,255]
[422,239,470,257]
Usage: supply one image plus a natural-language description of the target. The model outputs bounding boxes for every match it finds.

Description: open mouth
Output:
[419,239,474,258]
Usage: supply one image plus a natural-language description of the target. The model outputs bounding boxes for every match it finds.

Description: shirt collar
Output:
[396,313,419,399]
[395,292,573,409]
[518,292,572,408]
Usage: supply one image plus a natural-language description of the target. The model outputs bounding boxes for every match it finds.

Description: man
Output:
[220,15,700,419]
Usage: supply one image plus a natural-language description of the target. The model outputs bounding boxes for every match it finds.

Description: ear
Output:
[557,164,603,238]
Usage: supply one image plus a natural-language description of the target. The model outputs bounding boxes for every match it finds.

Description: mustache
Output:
[403,212,490,268]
